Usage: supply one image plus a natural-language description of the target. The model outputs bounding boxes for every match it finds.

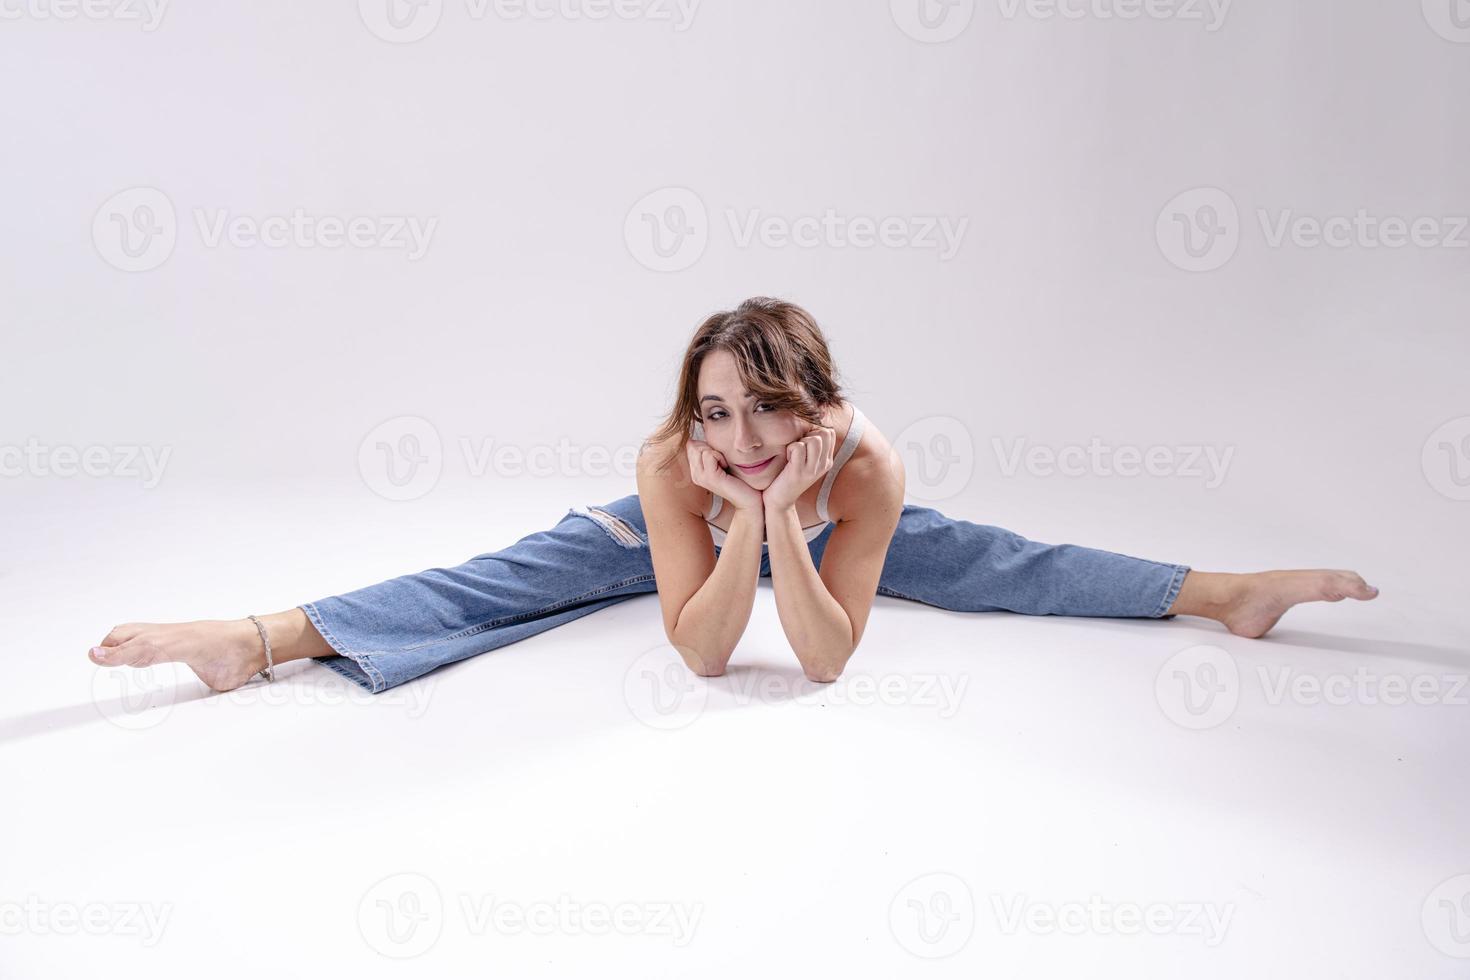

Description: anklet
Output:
[247,614,275,682]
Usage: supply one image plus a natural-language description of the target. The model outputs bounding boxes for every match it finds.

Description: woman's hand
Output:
[686,438,765,513]
[761,423,836,514]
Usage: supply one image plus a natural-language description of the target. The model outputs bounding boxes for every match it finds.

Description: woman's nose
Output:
[735,422,760,452]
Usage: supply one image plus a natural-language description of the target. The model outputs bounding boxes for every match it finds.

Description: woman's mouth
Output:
[734,456,775,474]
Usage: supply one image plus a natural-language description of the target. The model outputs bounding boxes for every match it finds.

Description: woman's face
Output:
[695,350,811,488]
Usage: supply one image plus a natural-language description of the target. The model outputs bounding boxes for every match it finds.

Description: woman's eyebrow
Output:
[699,393,755,404]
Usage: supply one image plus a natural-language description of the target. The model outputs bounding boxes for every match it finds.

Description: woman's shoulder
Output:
[636,432,709,515]
[826,408,904,524]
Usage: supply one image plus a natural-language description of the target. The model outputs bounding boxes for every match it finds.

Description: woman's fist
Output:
[685,438,765,513]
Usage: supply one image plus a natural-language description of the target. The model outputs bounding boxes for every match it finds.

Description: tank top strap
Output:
[816,404,865,524]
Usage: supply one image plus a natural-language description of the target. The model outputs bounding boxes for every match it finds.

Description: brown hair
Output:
[642,296,849,474]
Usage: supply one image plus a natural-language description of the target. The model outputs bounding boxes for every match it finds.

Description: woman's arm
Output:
[766,451,906,682]
[670,506,764,675]
[765,503,853,681]
[636,442,763,677]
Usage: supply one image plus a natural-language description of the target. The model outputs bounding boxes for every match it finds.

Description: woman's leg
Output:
[88,495,658,694]
[859,504,1377,635]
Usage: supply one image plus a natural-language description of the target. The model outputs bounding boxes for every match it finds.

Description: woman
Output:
[86,296,1379,693]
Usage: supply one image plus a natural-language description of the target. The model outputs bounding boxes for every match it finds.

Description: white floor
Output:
[3,475,1467,979]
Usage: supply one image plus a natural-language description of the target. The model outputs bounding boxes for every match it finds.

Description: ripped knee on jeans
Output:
[570,504,647,549]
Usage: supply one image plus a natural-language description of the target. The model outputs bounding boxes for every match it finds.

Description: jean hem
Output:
[1151,564,1191,619]
[298,602,388,694]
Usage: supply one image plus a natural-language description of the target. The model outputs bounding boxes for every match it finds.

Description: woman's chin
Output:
[734,464,780,485]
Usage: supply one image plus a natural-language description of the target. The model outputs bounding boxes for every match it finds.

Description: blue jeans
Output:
[300,493,1190,694]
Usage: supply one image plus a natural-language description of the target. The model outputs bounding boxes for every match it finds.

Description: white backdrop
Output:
[3,2,1468,977]
[4,2,1468,585]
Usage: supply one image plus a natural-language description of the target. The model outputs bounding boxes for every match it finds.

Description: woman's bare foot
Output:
[1168,569,1380,638]
[89,620,268,693]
